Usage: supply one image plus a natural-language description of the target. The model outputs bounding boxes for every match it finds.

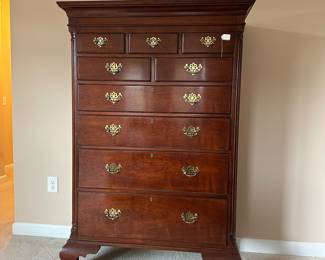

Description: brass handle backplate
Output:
[182,166,199,177]
[200,35,217,47]
[183,93,201,106]
[104,208,121,221]
[184,63,203,75]
[93,36,108,47]
[181,211,198,224]
[105,92,123,104]
[105,124,122,136]
[146,36,161,48]
[183,126,200,138]
[105,163,122,175]
[105,62,123,75]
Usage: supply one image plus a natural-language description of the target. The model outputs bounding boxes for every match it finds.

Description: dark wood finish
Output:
[77,33,125,53]
[78,84,232,114]
[154,58,233,82]
[182,33,234,54]
[78,115,230,151]
[78,191,227,246]
[58,0,255,259]
[129,33,178,54]
[78,57,151,81]
[79,149,229,194]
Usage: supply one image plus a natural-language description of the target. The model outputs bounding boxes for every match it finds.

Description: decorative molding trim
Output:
[13,223,71,239]
[238,238,325,257]
[5,163,14,174]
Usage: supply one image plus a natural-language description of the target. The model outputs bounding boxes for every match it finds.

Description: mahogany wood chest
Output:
[57,1,255,259]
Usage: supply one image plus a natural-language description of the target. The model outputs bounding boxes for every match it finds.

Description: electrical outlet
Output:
[47,176,58,193]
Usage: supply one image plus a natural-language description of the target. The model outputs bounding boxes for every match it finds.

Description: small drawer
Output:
[78,115,230,152]
[77,57,151,81]
[129,33,178,53]
[78,191,227,246]
[182,33,234,53]
[78,84,232,114]
[79,149,229,194]
[155,58,233,82]
[77,33,125,53]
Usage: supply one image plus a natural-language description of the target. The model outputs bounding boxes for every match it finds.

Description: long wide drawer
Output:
[79,149,229,194]
[78,115,230,151]
[78,85,232,114]
[78,191,227,246]
[154,57,233,82]
[78,57,151,81]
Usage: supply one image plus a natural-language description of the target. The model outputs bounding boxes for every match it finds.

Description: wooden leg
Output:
[60,240,101,260]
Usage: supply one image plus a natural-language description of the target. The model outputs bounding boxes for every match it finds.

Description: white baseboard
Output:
[11,224,325,257]
[238,238,325,257]
[12,223,71,239]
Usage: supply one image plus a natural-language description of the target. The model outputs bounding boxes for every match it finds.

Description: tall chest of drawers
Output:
[58,1,255,259]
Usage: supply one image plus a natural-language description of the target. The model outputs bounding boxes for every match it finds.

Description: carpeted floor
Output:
[0,235,324,260]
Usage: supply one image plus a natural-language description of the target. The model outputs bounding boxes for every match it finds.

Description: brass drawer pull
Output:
[182,166,199,177]
[183,126,200,137]
[104,208,121,221]
[105,62,123,75]
[105,163,122,175]
[105,91,123,104]
[93,36,108,47]
[146,36,161,48]
[105,124,122,136]
[184,63,203,75]
[200,35,217,47]
[181,211,198,224]
[183,93,201,106]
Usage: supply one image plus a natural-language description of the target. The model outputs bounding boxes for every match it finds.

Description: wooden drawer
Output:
[182,33,234,53]
[78,191,227,246]
[78,57,151,81]
[78,85,231,114]
[79,149,229,194]
[129,33,178,53]
[77,33,125,53]
[155,58,233,82]
[78,115,230,152]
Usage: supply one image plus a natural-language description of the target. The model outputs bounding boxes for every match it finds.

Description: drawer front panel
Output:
[155,58,233,82]
[77,33,125,53]
[78,115,230,151]
[79,149,229,194]
[182,33,234,54]
[78,85,231,114]
[78,191,227,246]
[78,57,151,81]
[129,33,178,53]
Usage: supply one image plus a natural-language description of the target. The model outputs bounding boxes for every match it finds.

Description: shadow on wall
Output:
[237,26,325,242]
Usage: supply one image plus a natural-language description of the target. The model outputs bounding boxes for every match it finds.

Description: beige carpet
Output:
[0,235,324,260]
